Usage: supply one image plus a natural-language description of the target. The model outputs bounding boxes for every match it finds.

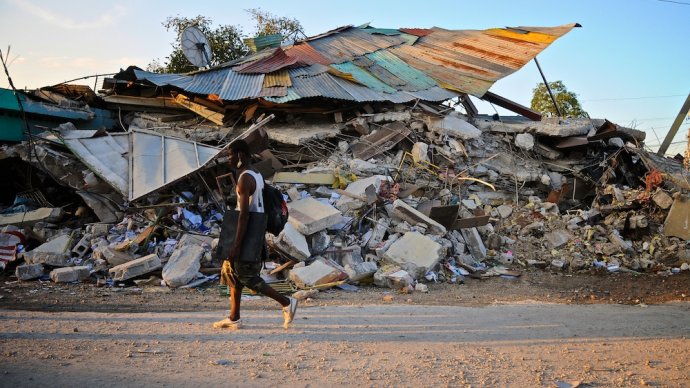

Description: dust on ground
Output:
[1,269,688,313]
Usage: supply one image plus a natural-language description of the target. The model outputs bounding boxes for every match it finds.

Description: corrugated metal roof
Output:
[331,62,397,94]
[288,69,355,101]
[307,28,407,64]
[233,48,298,74]
[131,23,577,103]
[365,50,438,91]
[399,28,433,37]
[263,69,292,87]
[284,42,331,65]
[331,77,414,103]
[404,86,458,102]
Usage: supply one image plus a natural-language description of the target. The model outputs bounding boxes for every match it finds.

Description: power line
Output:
[581,94,686,102]
[658,0,690,5]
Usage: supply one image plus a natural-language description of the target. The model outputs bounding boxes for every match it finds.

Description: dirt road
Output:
[1,302,688,387]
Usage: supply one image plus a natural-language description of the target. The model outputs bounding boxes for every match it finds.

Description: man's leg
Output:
[229,284,243,321]
[257,283,289,307]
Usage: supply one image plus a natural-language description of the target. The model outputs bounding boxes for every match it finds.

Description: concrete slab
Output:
[460,228,487,260]
[383,232,444,279]
[336,175,392,212]
[268,223,310,261]
[429,113,481,140]
[23,234,72,267]
[288,197,343,235]
[544,229,572,249]
[162,244,204,288]
[0,207,64,227]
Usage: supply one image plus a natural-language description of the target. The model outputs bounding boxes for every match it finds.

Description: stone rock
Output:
[311,231,331,254]
[288,259,342,289]
[367,217,390,249]
[92,240,135,266]
[288,197,343,235]
[50,266,89,283]
[544,229,572,249]
[15,263,44,280]
[652,190,673,210]
[550,259,566,270]
[608,137,625,148]
[411,142,429,163]
[109,253,162,281]
[515,133,534,150]
[344,261,378,282]
[496,205,513,219]
[383,232,444,279]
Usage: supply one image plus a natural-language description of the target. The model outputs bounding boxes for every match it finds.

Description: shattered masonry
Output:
[0,22,689,293]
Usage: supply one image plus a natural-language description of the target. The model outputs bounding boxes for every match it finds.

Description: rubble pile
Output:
[1,93,689,295]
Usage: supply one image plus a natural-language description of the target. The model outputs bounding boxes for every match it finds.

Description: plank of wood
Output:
[173,94,224,125]
[452,215,490,229]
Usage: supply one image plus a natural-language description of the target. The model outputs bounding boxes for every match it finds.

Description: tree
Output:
[147,10,303,74]
[530,81,588,118]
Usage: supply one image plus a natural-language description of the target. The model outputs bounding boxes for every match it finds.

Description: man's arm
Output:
[228,173,255,262]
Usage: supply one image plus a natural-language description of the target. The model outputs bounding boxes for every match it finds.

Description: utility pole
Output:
[533,57,562,117]
[657,93,690,156]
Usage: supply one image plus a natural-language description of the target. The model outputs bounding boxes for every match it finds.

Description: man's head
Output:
[228,140,251,169]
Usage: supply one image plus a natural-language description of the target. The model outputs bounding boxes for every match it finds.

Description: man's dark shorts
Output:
[221,259,266,291]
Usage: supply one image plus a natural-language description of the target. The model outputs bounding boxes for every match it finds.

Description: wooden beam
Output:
[657,93,690,156]
[173,94,225,125]
[480,91,542,121]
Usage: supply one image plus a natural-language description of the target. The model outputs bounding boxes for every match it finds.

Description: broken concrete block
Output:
[162,244,204,288]
[335,175,392,212]
[269,223,310,261]
[429,112,481,140]
[515,133,535,150]
[544,229,572,249]
[288,259,342,289]
[392,199,446,236]
[367,217,390,249]
[383,232,444,279]
[550,259,566,270]
[460,228,487,260]
[92,241,135,266]
[288,197,343,235]
[23,234,72,267]
[50,266,89,283]
[608,231,635,255]
[109,253,162,281]
[496,205,513,219]
[652,190,673,210]
[71,233,92,259]
[411,142,429,163]
[344,261,378,282]
[374,264,414,289]
[15,263,44,280]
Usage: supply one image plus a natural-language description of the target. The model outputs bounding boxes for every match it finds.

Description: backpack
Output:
[262,183,289,236]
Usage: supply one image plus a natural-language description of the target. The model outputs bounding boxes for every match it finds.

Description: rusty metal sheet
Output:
[288,70,355,101]
[308,28,406,64]
[399,28,433,37]
[366,50,438,91]
[351,121,411,160]
[259,86,288,97]
[331,77,414,103]
[330,61,397,94]
[554,136,588,149]
[285,42,332,65]
[233,48,299,74]
[263,69,292,87]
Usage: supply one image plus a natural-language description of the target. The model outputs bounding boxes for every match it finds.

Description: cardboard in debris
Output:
[663,195,690,240]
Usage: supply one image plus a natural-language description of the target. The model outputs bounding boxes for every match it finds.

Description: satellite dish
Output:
[180,26,213,68]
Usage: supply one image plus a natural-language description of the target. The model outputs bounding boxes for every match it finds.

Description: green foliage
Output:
[246,8,303,39]
[530,81,588,118]
[148,10,303,74]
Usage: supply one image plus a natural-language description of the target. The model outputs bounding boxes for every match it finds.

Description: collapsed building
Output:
[1,23,689,293]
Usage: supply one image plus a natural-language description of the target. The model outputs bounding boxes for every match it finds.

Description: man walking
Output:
[214,140,297,330]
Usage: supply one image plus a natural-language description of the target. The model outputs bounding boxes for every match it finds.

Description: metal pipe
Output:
[534,57,562,117]
[657,93,690,156]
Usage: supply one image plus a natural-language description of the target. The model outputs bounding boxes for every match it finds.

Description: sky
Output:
[1,0,688,155]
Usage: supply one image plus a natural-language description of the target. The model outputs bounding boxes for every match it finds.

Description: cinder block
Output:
[50,266,89,283]
[109,253,162,281]
[15,263,44,280]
